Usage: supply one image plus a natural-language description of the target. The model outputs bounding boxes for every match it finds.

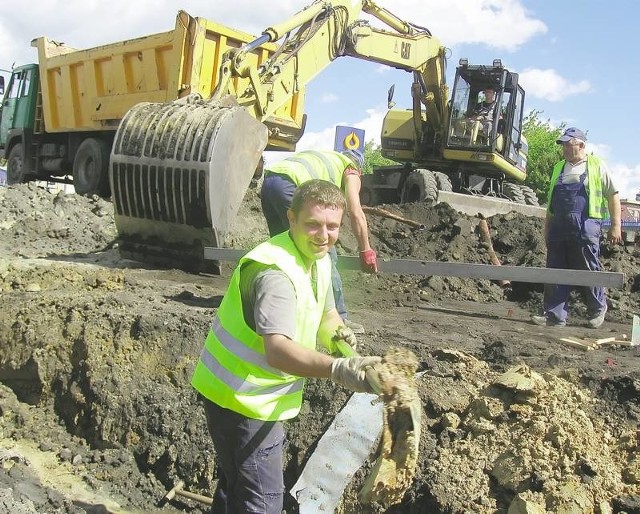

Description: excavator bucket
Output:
[109,95,268,273]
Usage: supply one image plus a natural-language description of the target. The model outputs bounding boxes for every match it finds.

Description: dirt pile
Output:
[0,183,639,513]
[353,200,640,323]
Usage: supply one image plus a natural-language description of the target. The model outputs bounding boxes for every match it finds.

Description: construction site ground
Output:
[1,182,639,514]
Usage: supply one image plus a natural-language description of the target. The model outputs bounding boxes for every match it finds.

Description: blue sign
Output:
[334,126,365,154]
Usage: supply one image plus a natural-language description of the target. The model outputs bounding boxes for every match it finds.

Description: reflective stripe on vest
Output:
[198,324,302,396]
[191,231,331,421]
[265,150,349,188]
[547,154,607,219]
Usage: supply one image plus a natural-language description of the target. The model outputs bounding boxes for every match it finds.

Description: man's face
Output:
[287,201,343,267]
[484,89,495,102]
[561,138,586,163]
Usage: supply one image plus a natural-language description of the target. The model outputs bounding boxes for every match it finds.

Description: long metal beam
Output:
[203,247,624,288]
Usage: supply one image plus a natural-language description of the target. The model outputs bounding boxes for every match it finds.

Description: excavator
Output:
[108,0,531,272]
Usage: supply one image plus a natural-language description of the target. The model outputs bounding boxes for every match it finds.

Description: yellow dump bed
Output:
[32,10,305,149]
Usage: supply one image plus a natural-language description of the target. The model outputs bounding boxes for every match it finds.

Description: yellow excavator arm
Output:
[212,0,448,144]
[110,0,450,272]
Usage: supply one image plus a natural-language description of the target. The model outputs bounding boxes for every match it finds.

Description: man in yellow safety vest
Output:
[192,179,381,513]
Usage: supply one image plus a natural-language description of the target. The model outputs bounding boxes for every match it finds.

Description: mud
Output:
[0,182,639,513]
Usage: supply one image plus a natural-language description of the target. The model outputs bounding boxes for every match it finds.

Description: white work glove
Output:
[330,356,382,394]
[331,325,358,354]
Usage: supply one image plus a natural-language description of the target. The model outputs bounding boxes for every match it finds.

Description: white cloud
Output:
[1,0,548,72]
[264,105,386,167]
[609,162,640,201]
[519,68,591,102]
[388,0,547,51]
[587,144,639,200]
[375,65,391,74]
[321,93,339,104]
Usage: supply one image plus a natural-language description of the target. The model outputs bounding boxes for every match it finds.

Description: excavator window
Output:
[448,77,502,149]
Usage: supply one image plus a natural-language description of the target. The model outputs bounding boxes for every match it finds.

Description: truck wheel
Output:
[7,144,28,184]
[73,138,111,197]
[503,182,526,204]
[401,169,438,204]
[433,171,453,192]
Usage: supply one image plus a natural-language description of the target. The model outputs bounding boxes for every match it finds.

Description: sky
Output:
[1,0,639,201]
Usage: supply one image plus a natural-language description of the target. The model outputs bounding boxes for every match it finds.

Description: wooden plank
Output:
[594,337,616,345]
[559,337,595,351]
[203,248,625,288]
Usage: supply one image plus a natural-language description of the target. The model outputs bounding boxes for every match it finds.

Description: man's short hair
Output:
[290,179,346,216]
[557,127,587,144]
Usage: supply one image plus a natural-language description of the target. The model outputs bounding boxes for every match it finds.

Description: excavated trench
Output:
[1,183,640,513]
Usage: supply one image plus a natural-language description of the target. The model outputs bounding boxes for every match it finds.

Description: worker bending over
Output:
[260,149,378,334]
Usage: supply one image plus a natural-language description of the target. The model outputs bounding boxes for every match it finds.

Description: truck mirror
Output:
[387,84,395,109]
[0,75,4,96]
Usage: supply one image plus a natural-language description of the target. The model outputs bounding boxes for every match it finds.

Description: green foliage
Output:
[523,111,564,204]
[362,140,395,175]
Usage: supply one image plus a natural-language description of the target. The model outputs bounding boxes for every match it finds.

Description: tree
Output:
[523,111,564,204]
[362,140,395,175]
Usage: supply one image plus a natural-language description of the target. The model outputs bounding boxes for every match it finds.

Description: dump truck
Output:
[0,10,303,196]
[1,1,532,272]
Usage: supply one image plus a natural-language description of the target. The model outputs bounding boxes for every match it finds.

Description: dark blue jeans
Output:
[203,397,285,514]
[260,173,348,319]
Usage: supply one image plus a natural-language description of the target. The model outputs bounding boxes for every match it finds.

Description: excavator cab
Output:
[444,59,527,176]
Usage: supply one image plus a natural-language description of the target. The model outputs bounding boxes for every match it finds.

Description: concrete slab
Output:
[436,190,546,219]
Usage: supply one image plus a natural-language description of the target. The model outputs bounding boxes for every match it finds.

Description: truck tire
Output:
[401,169,438,204]
[433,171,453,192]
[73,138,111,197]
[519,185,540,206]
[503,182,526,204]
[7,143,28,185]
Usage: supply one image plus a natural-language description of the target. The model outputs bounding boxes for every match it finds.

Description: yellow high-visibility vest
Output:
[191,232,331,421]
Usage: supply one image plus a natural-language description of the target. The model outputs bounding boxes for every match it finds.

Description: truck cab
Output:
[0,64,38,151]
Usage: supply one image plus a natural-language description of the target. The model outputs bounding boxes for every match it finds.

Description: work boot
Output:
[344,319,365,335]
[531,315,566,327]
[588,304,608,329]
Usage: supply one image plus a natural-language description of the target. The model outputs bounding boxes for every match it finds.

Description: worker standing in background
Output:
[260,149,378,334]
[531,127,622,328]
[191,180,381,513]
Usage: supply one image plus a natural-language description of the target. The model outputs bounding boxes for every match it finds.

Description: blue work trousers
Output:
[544,239,606,323]
[260,173,348,319]
[544,170,606,323]
[203,397,285,514]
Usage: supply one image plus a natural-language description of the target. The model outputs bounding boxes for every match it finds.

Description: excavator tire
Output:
[109,96,268,273]
[433,171,453,192]
[401,169,438,204]
[519,184,540,206]
[503,182,526,205]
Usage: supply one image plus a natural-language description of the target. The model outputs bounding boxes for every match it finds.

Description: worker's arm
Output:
[543,212,551,242]
[316,307,348,353]
[263,333,334,378]
[344,173,378,272]
[343,173,371,252]
[606,192,622,244]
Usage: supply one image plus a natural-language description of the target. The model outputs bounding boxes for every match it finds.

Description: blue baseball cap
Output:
[556,127,587,144]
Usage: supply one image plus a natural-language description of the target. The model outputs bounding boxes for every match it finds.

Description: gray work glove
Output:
[330,356,382,394]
